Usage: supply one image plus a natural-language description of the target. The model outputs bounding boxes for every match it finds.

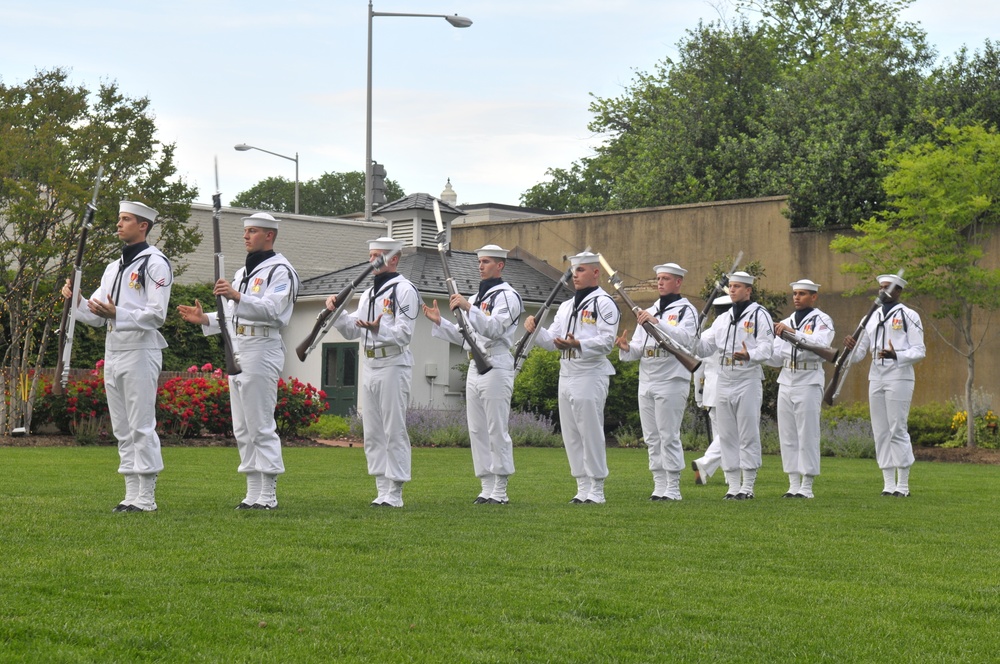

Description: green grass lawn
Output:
[1,446,998,663]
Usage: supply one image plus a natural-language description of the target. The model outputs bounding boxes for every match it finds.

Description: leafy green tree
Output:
[831,121,1000,447]
[521,0,935,228]
[0,68,198,433]
[230,171,405,217]
[917,40,1000,132]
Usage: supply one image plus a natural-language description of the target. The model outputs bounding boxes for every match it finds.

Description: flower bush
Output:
[275,376,328,437]
[34,361,111,443]
[157,369,231,440]
[948,408,999,449]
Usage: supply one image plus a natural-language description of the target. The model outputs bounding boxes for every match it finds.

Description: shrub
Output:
[907,402,954,447]
[401,406,470,447]
[820,418,876,458]
[508,410,562,447]
[511,348,559,420]
[606,354,641,433]
[275,376,328,437]
[611,424,643,448]
[303,414,352,440]
[157,369,230,440]
[34,361,112,443]
[822,401,871,425]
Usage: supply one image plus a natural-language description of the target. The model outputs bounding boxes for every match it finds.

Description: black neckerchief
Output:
[245,250,275,276]
[730,300,751,324]
[121,241,149,266]
[655,293,681,317]
[372,271,395,293]
[793,307,814,326]
[477,277,503,302]
[573,286,598,309]
[881,301,898,317]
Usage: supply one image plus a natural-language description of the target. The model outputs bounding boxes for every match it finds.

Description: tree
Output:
[521,0,935,228]
[917,40,1000,132]
[0,68,198,433]
[230,171,405,217]
[830,121,1000,447]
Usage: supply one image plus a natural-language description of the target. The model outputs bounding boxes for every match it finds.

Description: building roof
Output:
[299,246,572,304]
[376,193,465,216]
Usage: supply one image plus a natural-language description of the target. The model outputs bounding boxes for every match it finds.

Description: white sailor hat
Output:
[790,279,820,292]
[368,236,404,251]
[713,294,733,306]
[653,262,687,277]
[476,244,508,259]
[728,271,755,285]
[569,251,601,267]
[242,212,279,229]
[877,273,907,290]
[119,201,158,222]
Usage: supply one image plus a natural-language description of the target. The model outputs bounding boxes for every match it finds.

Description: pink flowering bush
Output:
[34,362,111,443]
[275,376,328,436]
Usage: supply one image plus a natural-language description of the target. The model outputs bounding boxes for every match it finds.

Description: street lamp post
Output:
[366,1,472,221]
[234,143,300,215]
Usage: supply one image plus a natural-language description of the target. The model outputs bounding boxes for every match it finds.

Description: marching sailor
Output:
[327,237,419,508]
[769,279,835,498]
[524,250,620,504]
[691,293,733,485]
[614,262,697,500]
[693,271,774,499]
[178,212,299,510]
[843,273,925,497]
[423,244,523,504]
[63,201,173,512]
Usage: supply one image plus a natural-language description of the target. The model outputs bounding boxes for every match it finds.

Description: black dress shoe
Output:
[881,490,894,496]
[487,498,509,505]
[570,497,584,504]
[473,496,489,504]
[235,502,254,510]
[781,492,795,498]
[649,495,663,501]
[125,505,155,512]
[893,491,910,498]
[251,503,276,510]
[112,503,130,513]
[735,493,754,500]
[723,493,737,500]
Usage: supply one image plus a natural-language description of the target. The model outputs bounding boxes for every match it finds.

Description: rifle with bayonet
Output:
[432,199,492,375]
[511,247,587,374]
[212,158,241,375]
[54,166,103,394]
[823,270,904,405]
[778,329,839,363]
[295,248,401,362]
[696,251,744,337]
[598,254,702,373]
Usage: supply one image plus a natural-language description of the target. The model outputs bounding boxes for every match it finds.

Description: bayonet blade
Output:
[89,165,104,206]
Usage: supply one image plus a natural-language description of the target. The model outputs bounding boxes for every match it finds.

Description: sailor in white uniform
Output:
[65,201,172,512]
[615,262,697,500]
[328,237,420,508]
[693,271,774,499]
[843,273,925,497]
[525,251,620,504]
[769,279,835,498]
[423,244,523,504]
[178,212,299,510]
[691,294,733,485]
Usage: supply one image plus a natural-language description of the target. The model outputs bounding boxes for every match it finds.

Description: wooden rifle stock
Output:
[54,166,103,395]
[779,329,839,364]
[598,255,702,373]
[295,249,400,362]
[212,160,241,376]
[432,200,492,375]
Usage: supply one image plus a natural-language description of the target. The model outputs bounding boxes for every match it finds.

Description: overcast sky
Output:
[2,0,997,209]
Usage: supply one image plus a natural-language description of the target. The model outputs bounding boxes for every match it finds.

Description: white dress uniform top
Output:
[533,251,620,504]
[846,273,925,495]
[430,245,523,504]
[768,280,835,498]
[74,201,172,512]
[693,272,774,498]
[201,213,299,509]
[618,263,697,500]
[333,237,420,507]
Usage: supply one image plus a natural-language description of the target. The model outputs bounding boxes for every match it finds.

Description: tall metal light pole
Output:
[366,1,472,221]
[234,143,300,215]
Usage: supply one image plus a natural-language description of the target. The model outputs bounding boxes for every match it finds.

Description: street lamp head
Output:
[234,143,252,151]
[445,14,472,28]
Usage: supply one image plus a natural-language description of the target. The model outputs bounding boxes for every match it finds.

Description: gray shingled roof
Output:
[299,247,572,304]
[377,193,464,216]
